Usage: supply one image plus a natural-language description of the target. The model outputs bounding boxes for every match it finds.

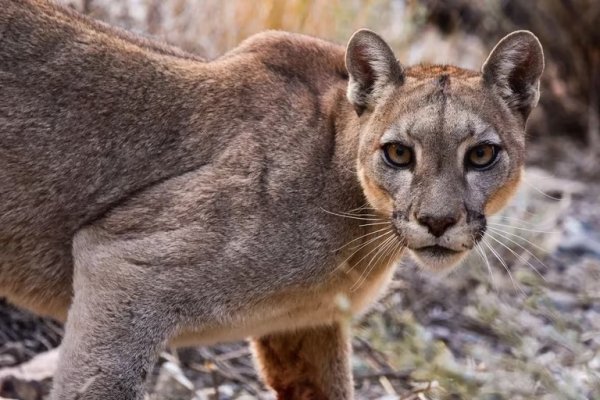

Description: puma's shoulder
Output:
[221,30,348,90]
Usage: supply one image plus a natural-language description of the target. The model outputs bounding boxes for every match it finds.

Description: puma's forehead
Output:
[405,64,480,80]
[401,65,486,101]
[377,64,525,148]
[399,65,483,102]
[371,69,510,141]
[380,100,497,144]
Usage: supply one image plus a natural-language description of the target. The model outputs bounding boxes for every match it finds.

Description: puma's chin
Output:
[409,245,468,272]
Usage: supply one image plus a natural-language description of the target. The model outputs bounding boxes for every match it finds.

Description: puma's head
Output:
[345,29,544,271]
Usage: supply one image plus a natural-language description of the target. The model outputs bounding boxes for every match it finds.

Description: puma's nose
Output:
[416,214,458,237]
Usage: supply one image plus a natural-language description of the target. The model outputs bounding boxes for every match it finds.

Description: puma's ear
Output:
[345,29,404,115]
[482,30,544,121]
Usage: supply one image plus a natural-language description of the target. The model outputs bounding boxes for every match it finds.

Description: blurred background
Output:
[0,1,598,399]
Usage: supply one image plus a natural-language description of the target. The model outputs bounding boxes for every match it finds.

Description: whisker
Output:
[490,215,553,228]
[351,234,397,291]
[522,178,563,201]
[487,222,557,234]
[320,207,384,222]
[482,238,525,296]
[359,221,392,227]
[345,203,377,213]
[486,227,552,272]
[385,239,403,263]
[471,232,496,290]
[351,211,378,216]
[334,203,382,217]
[344,204,369,213]
[501,207,550,220]
[486,232,546,281]
[350,236,396,291]
[347,232,396,275]
[330,230,394,275]
[387,238,406,265]
[333,210,382,218]
[354,236,405,292]
[332,226,392,252]
[373,235,404,274]
[474,241,496,290]
[333,206,382,218]
[487,226,552,255]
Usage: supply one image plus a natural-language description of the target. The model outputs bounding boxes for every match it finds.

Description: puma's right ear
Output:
[345,29,404,116]
[482,31,544,121]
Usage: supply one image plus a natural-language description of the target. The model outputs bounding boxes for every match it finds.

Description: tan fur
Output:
[0,2,543,399]
[357,168,395,217]
[485,169,523,215]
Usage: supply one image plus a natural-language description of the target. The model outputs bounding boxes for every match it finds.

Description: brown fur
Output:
[253,324,352,400]
[0,2,543,399]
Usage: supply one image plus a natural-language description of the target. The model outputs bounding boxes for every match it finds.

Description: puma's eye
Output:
[466,144,500,170]
[382,143,413,168]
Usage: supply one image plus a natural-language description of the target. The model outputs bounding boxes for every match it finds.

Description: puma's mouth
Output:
[416,245,462,257]
[409,245,467,271]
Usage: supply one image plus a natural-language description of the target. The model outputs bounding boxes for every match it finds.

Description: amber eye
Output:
[382,143,413,168]
[466,144,500,170]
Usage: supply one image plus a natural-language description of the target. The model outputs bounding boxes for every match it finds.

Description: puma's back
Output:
[0,0,349,318]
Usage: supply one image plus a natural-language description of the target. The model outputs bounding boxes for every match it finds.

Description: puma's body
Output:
[0,1,543,399]
[0,0,369,319]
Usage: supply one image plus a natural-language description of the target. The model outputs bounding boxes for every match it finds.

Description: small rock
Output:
[151,361,195,400]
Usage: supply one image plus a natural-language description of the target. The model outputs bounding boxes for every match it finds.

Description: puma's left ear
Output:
[346,29,404,116]
[482,31,544,121]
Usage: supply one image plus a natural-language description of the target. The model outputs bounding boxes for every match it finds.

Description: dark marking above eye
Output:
[435,74,450,96]
[466,122,476,137]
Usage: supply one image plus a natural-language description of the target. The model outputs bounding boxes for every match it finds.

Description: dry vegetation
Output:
[1,1,599,399]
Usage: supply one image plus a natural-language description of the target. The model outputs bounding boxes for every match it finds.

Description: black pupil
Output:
[475,147,486,158]
[396,147,405,157]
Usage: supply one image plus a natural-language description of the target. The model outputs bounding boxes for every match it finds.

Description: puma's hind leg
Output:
[252,323,354,400]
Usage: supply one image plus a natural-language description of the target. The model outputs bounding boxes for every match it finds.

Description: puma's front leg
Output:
[51,232,175,400]
[52,290,170,400]
[252,324,354,400]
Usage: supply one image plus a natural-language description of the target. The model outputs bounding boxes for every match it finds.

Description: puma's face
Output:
[345,30,544,271]
[356,87,525,271]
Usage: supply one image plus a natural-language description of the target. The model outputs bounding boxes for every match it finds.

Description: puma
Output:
[0,1,544,398]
